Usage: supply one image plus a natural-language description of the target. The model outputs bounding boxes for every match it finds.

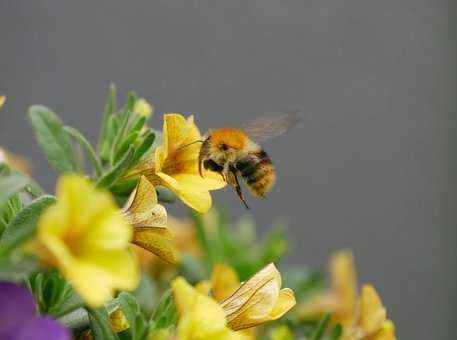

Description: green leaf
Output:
[87,307,120,340]
[310,313,331,340]
[96,147,134,189]
[329,324,343,340]
[0,195,56,256]
[59,307,90,332]
[150,290,177,331]
[0,172,30,209]
[98,83,117,154]
[115,131,139,163]
[130,130,155,167]
[64,126,103,176]
[28,105,77,173]
[118,292,148,340]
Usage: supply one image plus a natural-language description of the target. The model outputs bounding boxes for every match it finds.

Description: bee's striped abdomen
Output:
[236,150,276,197]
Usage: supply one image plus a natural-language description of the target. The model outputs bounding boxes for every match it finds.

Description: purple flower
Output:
[0,282,70,340]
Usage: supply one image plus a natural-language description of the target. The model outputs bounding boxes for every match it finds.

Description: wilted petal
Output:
[220,263,296,331]
[109,307,130,333]
[132,227,178,263]
[122,176,158,217]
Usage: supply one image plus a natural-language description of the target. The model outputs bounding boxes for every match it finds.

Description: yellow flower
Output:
[37,174,139,307]
[129,113,226,213]
[133,97,154,119]
[196,263,255,339]
[220,263,296,331]
[344,285,396,340]
[121,176,177,263]
[300,250,357,327]
[300,251,396,340]
[210,263,241,302]
[171,277,246,340]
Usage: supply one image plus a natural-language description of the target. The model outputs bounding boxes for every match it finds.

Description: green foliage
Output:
[118,292,149,340]
[0,85,343,340]
[191,209,289,280]
[0,195,55,257]
[28,105,78,173]
[88,307,120,340]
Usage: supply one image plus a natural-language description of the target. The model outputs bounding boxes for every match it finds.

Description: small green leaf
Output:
[130,130,155,167]
[28,105,77,173]
[118,292,149,340]
[0,195,56,256]
[87,307,120,340]
[96,147,134,189]
[329,324,343,340]
[114,131,139,163]
[98,83,117,154]
[0,172,30,209]
[310,313,331,340]
[64,126,103,176]
[150,290,177,330]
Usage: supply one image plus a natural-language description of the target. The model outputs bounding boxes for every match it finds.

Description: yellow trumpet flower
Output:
[344,285,397,340]
[37,174,139,307]
[300,251,396,340]
[129,113,226,213]
[171,277,246,340]
[220,263,296,331]
[121,176,177,263]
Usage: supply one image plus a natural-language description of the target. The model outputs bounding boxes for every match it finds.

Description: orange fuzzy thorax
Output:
[209,128,250,150]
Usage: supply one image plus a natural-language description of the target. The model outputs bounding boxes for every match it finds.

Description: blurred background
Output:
[1,1,455,338]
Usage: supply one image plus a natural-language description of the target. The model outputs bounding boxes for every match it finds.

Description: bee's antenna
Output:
[177,140,204,151]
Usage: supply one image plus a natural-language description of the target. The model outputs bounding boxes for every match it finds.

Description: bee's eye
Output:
[220,143,228,151]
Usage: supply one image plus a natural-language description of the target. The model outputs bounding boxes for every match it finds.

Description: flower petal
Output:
[67,250,139,307]
[0,282,35,335]
[330,250,357,326]
[358,285,387,336]
[163,113,189,154]
[221,263,290,331]
[268,288,296,319]
[211,263,240,302]
[132,227,178,263]
[12,317,70,340]
[172,277,228,338]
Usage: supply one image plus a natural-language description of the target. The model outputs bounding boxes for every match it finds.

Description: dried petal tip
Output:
[121,176,177,263]
[220,263,296,331]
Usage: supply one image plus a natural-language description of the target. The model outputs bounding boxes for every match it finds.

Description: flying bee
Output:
[197,111,301,208]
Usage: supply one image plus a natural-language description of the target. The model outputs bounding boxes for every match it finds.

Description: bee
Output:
[197,111,301,208]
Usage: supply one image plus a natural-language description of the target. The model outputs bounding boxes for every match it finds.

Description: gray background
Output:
[1,1,455,338]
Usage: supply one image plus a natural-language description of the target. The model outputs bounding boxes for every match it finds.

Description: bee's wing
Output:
[242,111,302,142]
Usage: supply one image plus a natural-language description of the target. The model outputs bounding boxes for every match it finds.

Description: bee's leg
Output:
[227,168,249,209]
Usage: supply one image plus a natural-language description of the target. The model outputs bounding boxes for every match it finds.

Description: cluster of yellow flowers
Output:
[300,251,396,340]
[0,95,396,339]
